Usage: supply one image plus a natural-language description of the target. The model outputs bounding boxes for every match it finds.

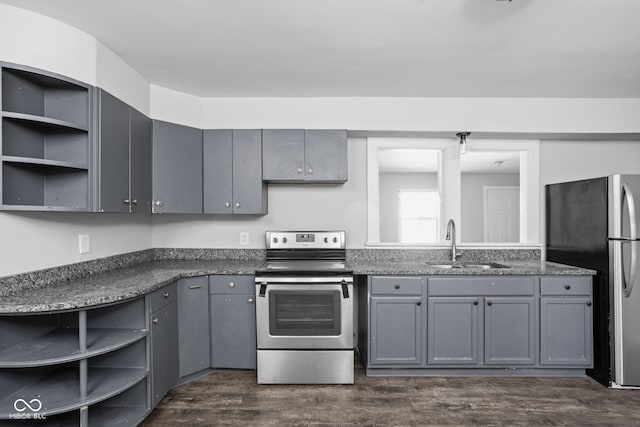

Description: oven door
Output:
[255,278,353,350]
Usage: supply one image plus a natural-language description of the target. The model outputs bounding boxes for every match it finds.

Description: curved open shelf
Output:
[2,155,88,171]
[2,111,88,132]
[0,366,148,419]
[0,328,147,368]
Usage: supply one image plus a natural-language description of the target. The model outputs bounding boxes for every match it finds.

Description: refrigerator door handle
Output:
[622,182,637,240]
[624,240,637,298]
[622,182,637,297]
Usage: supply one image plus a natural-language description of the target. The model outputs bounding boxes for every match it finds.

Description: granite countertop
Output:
[0,259,263,314]
[0,251,595,314]
[349,259,596,276]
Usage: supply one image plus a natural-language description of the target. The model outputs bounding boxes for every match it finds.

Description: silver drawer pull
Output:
[565,285,571,290]
[229,282,236,288]
[163,292,170,298]
[189,285,202,289]
[152,318,159,325]
[247,297,255,304]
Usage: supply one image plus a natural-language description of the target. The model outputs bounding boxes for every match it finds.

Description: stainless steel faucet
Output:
[445,219,462,262]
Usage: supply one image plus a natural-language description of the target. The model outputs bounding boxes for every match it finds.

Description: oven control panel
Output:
[266,231,345,249]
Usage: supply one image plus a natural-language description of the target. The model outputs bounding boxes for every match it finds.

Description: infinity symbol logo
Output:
[14,398,42,412]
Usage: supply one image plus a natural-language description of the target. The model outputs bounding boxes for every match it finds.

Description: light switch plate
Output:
[79,234,90,254]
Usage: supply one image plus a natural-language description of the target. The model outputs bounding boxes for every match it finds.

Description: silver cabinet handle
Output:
[163,292,170,298]
[153,200,164,207]
[228,282,236,288]
[235,202,241,208]
[189,285,202,289]
[297,168,303,174]
[247,297,255,304]
[307,168,313,174]
[131,199,138,205]
[152,318,159,325]
[123,198,131,205]
[225,202,231,208]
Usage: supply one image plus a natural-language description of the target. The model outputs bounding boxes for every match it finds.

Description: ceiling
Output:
[2,0,639,98]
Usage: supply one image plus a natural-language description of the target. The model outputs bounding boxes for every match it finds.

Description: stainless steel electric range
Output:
[254,231,354,384]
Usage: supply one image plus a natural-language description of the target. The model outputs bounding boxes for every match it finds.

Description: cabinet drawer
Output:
[428,277,535,296]
[540,277,592,296]
[209,275,255,294]
[370,276,423,296]
[149,282,178,313]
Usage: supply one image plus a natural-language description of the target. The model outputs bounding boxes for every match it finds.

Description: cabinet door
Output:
[262,129,305,181]
[540,297,593,366]
[177,277,210,378]
[152,120,202,213]
[129,107,152,213]
[304,130,348,183]
[232,129,267,214]
[151,300,178,406]
[98,89,130,213]
[427,297,480,365]
[203,129,232,214]
[484,297,535,365]
[210,294,257,369]
[370,297,422,365]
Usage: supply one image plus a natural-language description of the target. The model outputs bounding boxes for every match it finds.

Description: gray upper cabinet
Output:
[96,89,151,213]
[203,129,267,215]
[152,120,203,213]
[1,63,91,211]
[262,129,347,183]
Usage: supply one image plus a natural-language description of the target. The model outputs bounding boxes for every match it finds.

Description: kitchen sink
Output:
[428,262,509,270]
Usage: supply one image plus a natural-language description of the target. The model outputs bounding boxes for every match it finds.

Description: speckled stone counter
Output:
[349,259,595,276]
[0,247,594,314]
[0,259,263,314]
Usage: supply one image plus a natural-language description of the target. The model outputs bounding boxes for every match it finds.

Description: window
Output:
[398,190,440,243]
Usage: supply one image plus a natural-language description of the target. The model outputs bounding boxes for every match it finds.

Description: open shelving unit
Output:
[0,298,151,426]
[1,63,92,211]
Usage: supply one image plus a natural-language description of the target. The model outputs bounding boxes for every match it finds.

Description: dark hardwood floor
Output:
[141,360,640,426]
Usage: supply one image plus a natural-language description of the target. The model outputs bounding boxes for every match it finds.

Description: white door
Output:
[484,186,520,243]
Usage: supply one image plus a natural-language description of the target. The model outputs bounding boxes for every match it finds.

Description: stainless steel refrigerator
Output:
[546,174,640,388]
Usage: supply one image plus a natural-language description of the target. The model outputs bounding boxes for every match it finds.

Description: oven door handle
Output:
[342,282,350,299]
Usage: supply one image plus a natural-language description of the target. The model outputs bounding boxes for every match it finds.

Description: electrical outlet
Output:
[79,234,91,254]
[240,231,249,246]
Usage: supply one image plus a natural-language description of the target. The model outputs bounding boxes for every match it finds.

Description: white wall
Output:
[2,4,640,276]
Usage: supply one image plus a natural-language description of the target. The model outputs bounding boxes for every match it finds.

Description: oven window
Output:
[269,290,341,336]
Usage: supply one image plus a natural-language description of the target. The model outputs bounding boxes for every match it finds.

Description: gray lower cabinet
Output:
[540,277,593,366]
[427,297,480,365]
[209,275,257,369]
[203,129,267,214]
[369,276,425,366]
[262,129,347,183]
[427,277,537,367]
[149,283,179,406]
[365,275,593,374]
[96,89,152,213]
[370,297,423,365]
[152,120,203,213]
[177,276,210,378]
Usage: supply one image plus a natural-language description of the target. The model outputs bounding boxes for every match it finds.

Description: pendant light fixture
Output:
[457,132,470,154]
